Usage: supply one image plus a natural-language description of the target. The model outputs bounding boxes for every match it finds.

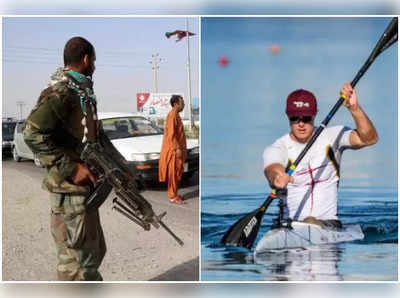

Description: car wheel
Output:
[13,147,21,162]
[34,156,43,167]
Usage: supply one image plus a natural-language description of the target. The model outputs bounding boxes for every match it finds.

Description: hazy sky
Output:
[202,17,397,195]
[2,17,199,119]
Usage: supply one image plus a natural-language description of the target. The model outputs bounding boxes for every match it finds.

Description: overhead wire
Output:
[4,45,171,70]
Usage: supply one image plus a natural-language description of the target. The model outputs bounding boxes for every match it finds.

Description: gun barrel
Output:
[113,197,138,219]
[157,219,185,246]
[112,205,150,231]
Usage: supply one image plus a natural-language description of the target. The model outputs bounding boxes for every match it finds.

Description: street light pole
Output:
[150,53,162,93]
[186,18,194,131]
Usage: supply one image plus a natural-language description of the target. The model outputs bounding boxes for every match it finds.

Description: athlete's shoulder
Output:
[327,125,347,131]
[276,133,292,145]
[263,133,290,167]
[321,125,353,149]
[267,133,291,150]
[324,125,352,136]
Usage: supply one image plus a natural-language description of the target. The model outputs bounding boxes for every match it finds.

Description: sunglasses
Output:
[289,116,313,123]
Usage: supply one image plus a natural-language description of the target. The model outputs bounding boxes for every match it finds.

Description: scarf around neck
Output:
[49,67,97,114]
[49,67,98,143]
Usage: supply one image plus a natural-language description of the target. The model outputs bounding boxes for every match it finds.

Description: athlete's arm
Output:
[341,82,378,149]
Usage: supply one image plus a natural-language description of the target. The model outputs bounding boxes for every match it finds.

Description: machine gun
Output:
[81,133,184,246]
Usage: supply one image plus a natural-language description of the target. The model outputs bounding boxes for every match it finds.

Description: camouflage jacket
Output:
[24,68,98,195]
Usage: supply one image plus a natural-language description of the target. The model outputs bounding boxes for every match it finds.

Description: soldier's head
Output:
[64,37,96,77]
[170,95,185,112]
[285,89,317,143]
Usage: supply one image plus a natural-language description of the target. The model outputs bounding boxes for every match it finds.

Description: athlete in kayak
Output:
[263,82,378,229]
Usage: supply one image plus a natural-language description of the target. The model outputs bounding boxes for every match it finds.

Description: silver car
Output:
[12,120,42,167]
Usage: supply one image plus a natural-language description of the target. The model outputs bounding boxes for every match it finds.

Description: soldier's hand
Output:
[71,163,96,186]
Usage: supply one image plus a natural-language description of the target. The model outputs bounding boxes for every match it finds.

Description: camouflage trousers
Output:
[50,193,106,281]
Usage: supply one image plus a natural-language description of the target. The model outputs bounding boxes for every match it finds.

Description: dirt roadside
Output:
[2,159,199,281]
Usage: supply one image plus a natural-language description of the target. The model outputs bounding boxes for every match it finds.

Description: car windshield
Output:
[2,122,17,140]
[101,116,163,140]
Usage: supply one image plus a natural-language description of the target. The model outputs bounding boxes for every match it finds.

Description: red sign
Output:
[136,93,150,108]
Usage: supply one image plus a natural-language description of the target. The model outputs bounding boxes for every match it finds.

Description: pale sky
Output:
[2,17,199,119]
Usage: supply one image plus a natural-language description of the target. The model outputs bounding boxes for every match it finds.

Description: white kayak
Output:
[254,221,364,253]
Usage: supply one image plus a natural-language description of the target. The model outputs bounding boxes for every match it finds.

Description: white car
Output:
[2,118,18,157]
[99,112,199,182]
[12,120,43,167]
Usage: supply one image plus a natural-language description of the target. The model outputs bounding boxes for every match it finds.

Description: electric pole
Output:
[186,18,194,131]
[150,53,162,93]
[16,101,26,120]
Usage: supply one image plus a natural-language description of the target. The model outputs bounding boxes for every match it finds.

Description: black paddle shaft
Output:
[221,17,398,249]
[293,17,398,168]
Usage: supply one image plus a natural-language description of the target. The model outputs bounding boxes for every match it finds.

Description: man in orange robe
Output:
[159,95,187,204]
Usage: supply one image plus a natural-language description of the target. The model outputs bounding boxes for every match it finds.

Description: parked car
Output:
[12,120,43,167]
[2,117,18,157]
[99,112,199,182]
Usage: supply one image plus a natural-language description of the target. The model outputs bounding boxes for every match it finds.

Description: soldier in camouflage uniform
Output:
[24,37,106,281]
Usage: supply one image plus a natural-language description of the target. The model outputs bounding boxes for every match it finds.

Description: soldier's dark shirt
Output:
[24,70,91,194]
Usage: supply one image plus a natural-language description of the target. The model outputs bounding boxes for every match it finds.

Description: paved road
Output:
[2,158,199,281]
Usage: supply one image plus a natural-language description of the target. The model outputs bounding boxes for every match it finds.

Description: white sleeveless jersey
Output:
[263,126,353,220]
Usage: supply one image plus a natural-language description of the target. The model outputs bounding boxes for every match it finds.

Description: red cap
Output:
[285,89,317,117]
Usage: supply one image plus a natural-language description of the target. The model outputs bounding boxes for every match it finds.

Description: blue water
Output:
[201,187,398,281]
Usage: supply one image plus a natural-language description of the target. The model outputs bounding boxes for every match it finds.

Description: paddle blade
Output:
[221,207,266,249]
